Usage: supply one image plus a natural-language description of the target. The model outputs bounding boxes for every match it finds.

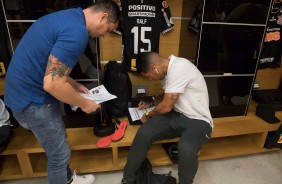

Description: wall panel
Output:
[167,0,183,17]
[256,68,282,89]
[182,0,202,17]
[99,33,122,61]
[178,19,198,60]
[129,73,163,96]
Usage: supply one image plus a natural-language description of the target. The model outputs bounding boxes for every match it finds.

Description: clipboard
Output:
[127,111,142,125]
[127,96,155,125]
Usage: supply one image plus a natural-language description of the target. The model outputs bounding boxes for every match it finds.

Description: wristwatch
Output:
[145,111,152,119]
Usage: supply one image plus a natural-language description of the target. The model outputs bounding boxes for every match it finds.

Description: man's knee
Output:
[47,143,71,167]
[178,142,199,158]
[135,124,154,143]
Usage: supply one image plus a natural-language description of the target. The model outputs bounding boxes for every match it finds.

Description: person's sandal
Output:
[96,121,127,148]
[96,135,112,148]
[112,121,127,141]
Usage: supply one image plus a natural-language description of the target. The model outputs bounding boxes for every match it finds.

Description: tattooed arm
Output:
[43,54,100,113]
[140,93,179,123]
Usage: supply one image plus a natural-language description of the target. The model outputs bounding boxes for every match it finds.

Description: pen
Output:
[139,96,145,107]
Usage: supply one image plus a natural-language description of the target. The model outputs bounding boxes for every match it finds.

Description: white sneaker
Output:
[69,170,95,184]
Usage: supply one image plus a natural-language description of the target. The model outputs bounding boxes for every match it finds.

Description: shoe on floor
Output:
[121,178,127,184]
[69,170,95,184]
[121,178,135,184]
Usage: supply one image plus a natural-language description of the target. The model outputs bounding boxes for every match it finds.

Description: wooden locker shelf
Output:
[1,103,281,181]
[0,155,22,178]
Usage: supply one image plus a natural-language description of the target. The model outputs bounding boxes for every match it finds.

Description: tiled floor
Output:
[1,151,282,184]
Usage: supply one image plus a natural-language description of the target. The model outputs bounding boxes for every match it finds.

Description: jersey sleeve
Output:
[51,26,88,68]
[160,0,174,34]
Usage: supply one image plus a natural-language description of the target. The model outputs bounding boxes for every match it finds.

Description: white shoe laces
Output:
[70,170,94,184]
[72,170,78,180]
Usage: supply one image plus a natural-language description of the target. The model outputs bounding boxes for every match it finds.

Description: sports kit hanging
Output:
[114,0,175,72]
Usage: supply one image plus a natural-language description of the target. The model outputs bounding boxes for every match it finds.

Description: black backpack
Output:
[136,158,177,184]
[103,61,132,117]
[93,103,120,137]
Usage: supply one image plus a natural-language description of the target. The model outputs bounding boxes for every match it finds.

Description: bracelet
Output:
[145,111,152,119]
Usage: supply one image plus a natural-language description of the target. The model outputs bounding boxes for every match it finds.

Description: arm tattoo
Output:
[45,55,69,81]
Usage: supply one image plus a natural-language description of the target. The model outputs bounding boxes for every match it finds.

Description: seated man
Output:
[122,52,213,184]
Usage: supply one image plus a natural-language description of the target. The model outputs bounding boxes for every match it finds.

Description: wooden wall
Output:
[256,68,282,89]
[0,78,4,96]
[99,0,282,94]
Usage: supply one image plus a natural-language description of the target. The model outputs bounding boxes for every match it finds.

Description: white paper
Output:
[71,85,117,111]
[128,107,155,121]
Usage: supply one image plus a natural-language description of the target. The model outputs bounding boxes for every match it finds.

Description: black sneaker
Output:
[121,178,127,184]
[162,143,178,164]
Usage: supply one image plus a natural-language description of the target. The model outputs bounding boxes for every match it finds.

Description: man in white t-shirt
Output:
[122,52,213,184]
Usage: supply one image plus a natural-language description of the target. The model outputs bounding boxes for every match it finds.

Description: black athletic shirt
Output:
[114,0,174,72]
[259,1,282,69]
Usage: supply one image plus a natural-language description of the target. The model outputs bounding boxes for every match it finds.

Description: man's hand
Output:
[141,113,148,123]
[81,99,101,114]
[75,82,89,94]
[138,101,151,109]
[67,77,89,94]
[139,93,179,122]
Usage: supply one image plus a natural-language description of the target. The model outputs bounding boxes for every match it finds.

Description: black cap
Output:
[256,104,280,124]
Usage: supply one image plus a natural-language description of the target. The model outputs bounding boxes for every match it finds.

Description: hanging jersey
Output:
[259,1,282,69]
[114,0,174,72]
[188,3,203,33]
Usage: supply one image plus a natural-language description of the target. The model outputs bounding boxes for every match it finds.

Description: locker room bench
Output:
[0,101,281,180]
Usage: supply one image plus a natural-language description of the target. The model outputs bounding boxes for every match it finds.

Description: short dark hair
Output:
[136,52,155,73]
[91,0,121,24]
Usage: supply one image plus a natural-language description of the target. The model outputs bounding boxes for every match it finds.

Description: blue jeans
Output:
[13,102,72,184]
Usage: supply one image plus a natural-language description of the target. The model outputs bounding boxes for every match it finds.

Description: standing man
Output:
[122,52,213,184]
[4,0,121,184]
